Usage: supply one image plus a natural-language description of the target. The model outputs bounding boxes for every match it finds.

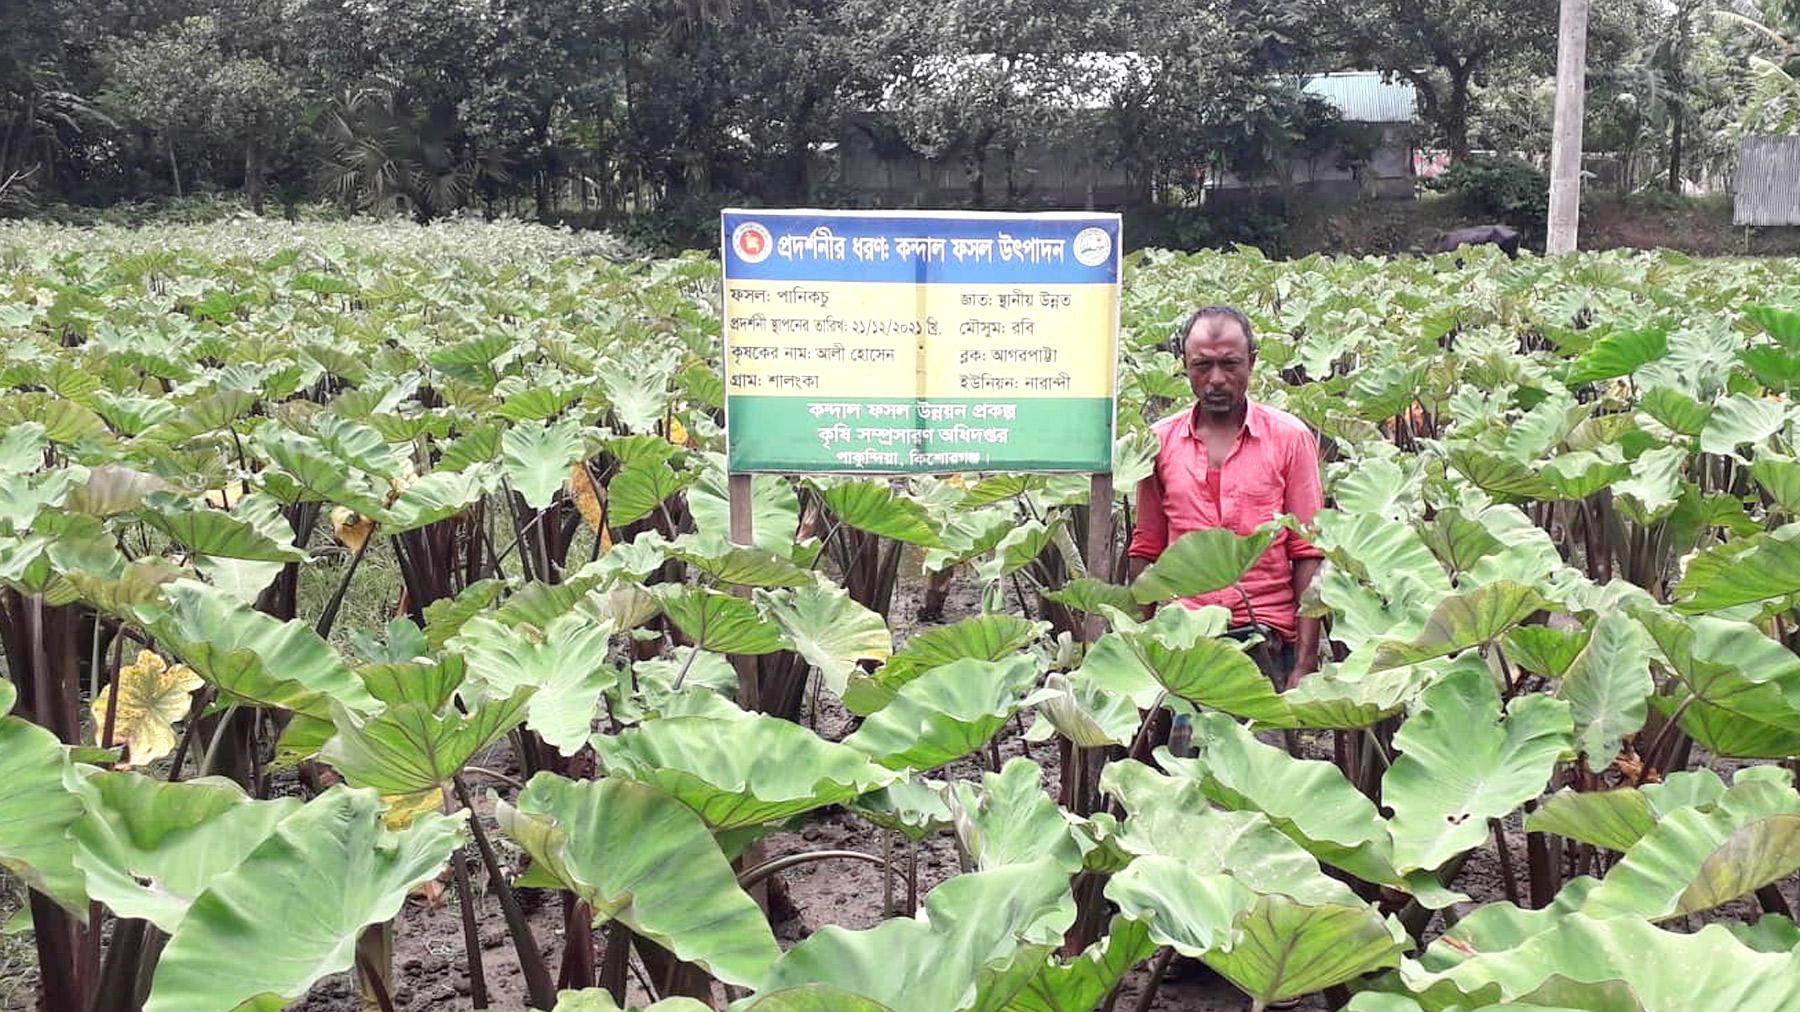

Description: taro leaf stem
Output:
[449,846,490,1009]
[736,849,891,891]
[313,533,371,639]
[1132,947,1174,1012]
[452,775,557,1010]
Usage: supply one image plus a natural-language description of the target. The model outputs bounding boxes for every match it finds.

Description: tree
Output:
[1301,0,1560,161]
[1715,0,1800,134]
[103,13,302,206]
[840,0,1123,206]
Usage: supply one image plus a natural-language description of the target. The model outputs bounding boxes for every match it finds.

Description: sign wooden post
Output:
[725,472,760,710]
[1084,472,1114,643]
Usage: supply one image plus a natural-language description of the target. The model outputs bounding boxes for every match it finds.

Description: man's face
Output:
[1183,319,1253,418]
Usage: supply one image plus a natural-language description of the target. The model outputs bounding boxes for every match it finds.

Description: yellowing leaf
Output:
[329,506,376,554]
[381,789,445,830]
[568,463,605,533]
[92,650,203,767]
[204,480,247,509]
[667,417,690,447]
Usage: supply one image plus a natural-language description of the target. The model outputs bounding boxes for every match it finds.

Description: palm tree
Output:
[312,79,508,222]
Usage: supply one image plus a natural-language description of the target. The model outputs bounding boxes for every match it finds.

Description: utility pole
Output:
[1546,0,1590,253]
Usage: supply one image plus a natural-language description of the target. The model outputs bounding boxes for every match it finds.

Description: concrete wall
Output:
[833,119,1415,206]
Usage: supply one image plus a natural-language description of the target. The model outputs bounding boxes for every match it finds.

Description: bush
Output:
[1428,158,1548,229]
[1124,196,1292,255]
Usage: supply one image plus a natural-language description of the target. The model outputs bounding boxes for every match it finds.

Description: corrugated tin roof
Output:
[1737,136,1800,226]
[1303,72,1417,124]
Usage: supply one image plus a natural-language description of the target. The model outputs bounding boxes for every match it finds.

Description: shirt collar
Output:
[1185,397,1266,441]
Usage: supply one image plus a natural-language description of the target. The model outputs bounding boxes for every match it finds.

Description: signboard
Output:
[721,209,1121,474]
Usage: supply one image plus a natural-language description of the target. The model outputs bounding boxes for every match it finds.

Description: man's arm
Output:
[1127,472,1168,619]
[1284,428,1327,688]
[1287,557,1322,689]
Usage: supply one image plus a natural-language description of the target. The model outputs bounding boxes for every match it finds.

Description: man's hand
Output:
[1286,558,1324,691]
[1129,555,1155,620]
[1283,656,1319,691]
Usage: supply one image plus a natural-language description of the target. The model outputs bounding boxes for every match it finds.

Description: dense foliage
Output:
[2,219,1800,1011]
[2,0,1794,222]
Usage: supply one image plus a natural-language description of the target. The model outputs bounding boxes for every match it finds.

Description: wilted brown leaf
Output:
[568,463,606,537]
[330,506,376,554]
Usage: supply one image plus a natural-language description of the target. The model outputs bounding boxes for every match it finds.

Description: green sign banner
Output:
[721,208,1121,474]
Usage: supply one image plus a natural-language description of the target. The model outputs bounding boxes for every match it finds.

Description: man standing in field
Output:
[1128,305,1324,690]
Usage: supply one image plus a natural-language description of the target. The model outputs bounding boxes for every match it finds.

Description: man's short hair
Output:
[1172,306,1257,360]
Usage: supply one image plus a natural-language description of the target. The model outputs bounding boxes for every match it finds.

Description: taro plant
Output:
[1,220,1799,1012]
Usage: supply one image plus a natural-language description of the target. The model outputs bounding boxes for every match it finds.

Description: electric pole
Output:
[1546,0,1590,253]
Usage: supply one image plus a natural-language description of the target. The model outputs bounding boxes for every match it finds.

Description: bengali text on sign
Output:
[721,209,1120,474]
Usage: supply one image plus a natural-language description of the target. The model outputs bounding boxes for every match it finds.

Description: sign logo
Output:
[1072,227,1112,267]
[732,222,773,264]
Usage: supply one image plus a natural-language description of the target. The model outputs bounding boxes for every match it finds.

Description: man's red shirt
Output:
[1128,399,1325,642]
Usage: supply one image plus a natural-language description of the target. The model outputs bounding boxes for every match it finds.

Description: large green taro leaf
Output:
[846,614,1046,716]
[1170,715,1462,908]
[1131,628,1277,711]
[744,861,1075,1012]
[1635,609,1800,758]
[1203,895,1409,1006]
[652,584,789,655]
[817,479,944,547]
[1001,916,1155,1012]
[845,655,1041,771]
[1554,611,1653,773]
[1311,510,1450,652]
[592,712,898,830]
[69,771,300,932]
[0,712,87,914]
[1381,659,1573,873]
[607,461,683,527]
[1102,759,1364,908]
[145,786,462,1012]
[137,491,307,562]
[1098,787,1406,1006]
[1388,913,1800,1011]
[688,469,799,558]
[1129,525,1276,604]
[946,758,1083,874]
[381,469,488,533]
[1563,326,1668,386]
[759,582,892,695]
[666,535,812,588]
[498,774,779,988]
[1581,777,1800,922]
[320,689,532,797]
[255,427,391,516]
[1750,455,1800,514]
[1331,454,1425,522]
[1022,671,1139,749]
[501,417,586,510]
[847,777,953,842]
[1672,525,1800,614]
[139,579,376,719]
[1370,581,1549,671]
[453,611,618,756]
[1699,392,1790,458]
[1524,769,1730,852]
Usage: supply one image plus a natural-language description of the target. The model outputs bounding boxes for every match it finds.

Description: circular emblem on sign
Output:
[1072,226,1112,267]
[732,222,773,264]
